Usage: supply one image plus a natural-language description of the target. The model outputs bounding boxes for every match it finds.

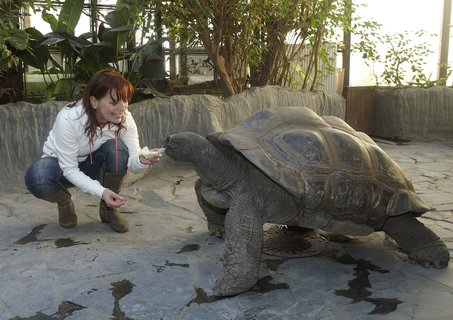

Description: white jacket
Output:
[42,100,147,198]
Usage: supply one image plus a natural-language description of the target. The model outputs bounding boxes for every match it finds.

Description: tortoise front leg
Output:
[382,213,449,268]
[213,194,263,296]
[195,179,228,238]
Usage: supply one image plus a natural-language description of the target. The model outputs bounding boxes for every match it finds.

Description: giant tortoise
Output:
[164,107,449,296]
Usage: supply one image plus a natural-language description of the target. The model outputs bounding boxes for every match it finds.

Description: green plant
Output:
[24,0,113,99]
[0,0,36,70]
[98,0,168,96]
[409,63,451,87]
[162,0,355,97]
[353,22,439,87]
[14,0,166,100]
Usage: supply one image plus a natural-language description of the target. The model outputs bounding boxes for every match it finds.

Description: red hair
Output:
[72,68,135,143]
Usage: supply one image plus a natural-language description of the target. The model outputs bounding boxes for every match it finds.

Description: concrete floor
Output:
[0,141,452,320]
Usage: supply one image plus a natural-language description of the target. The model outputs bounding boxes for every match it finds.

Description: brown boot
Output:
[58,198,77,228]
[42,189,77,228]
[99,200,129,233]
[99,171,129,233]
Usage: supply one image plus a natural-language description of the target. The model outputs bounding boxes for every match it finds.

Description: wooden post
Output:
[439,0,452,85]
[342,1,352,99]
[90,0,98,43]
[169,40,176,80]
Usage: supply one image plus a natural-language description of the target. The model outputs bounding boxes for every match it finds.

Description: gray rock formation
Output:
[131,86,345,149]
[374,86,453,141]
[1,100,67,184]
[0,86,344,184]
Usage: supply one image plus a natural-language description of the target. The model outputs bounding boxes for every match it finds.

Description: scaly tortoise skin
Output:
[164,107,449,296]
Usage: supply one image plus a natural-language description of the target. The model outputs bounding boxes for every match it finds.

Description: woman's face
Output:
[90,89,128,124]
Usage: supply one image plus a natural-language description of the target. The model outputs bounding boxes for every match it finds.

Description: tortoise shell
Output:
[208,107,433,229]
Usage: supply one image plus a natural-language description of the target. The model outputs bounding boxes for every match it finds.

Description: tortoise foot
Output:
[213,273,257,296]
[405,239,449,269]
[208,221,225,238]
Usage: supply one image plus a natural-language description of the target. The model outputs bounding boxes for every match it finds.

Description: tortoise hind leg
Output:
[382,213,449,268]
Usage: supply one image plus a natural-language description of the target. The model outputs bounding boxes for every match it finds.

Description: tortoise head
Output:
[164,132,209,162]
[165,131,248,189]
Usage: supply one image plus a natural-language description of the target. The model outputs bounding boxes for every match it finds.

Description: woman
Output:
[24,69,161,233]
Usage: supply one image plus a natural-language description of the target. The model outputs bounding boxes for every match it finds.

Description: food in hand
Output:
[140,146,165,159]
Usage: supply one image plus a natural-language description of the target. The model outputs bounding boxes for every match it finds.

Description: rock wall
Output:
[374,86,453,141]
[131,86,345,149]
[0,85,344,185]
[1,100,67,185]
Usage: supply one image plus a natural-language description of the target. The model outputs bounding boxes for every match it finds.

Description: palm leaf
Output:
[57,0,84,34]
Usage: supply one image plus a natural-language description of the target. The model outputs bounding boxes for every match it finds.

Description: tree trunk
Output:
[199,28,236,97]
[0,65,24,104]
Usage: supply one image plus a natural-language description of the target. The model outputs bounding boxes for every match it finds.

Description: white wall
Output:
[350,0,446,86]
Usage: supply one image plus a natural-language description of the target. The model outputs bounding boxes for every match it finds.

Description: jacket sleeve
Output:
[121,111,148,173]
[53,109,106,198]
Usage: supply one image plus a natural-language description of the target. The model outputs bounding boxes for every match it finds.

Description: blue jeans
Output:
[24,139,129,200]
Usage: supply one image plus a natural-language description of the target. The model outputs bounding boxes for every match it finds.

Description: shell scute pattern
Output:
[218,107,431,223]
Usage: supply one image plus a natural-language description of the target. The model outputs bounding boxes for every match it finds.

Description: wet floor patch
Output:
[176,243,200,253]
[165,260,190,268]
[13,224,89,248]
[110,279,135,320]
[263,257,289,271]
[54,238,89,248]
[14,224,47,244]
[251,275,289,294]
[186,288,225,306]
[332,252,403,315]
[185,275,289,307]
[264,249,403,315]
[9,300,86,320]
[153,259,190,272]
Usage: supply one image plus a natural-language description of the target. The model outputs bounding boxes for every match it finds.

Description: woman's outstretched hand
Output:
[139,147,165,165]
[139,155,161,165]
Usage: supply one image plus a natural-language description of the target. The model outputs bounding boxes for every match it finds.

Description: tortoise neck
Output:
[193,142,246,188]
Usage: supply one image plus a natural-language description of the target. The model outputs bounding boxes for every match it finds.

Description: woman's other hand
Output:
[102,189,128,208]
